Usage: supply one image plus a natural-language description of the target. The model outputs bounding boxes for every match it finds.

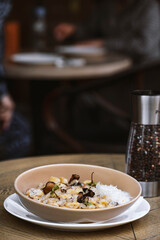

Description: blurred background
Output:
[2,0,160,159]
[5,0,93,53]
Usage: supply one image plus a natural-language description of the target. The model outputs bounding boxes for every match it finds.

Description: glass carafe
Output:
[126,90,160,197]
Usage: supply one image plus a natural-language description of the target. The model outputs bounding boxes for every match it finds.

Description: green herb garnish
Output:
[84,202,92,206]
[86,172,97,186]
[51,185,59,194]
[87,181,97,186]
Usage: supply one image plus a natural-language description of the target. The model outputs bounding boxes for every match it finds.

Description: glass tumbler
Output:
[126,90,160,197]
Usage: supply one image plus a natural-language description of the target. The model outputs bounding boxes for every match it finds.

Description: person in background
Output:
[0,0,32,160]
[54,0,160,61]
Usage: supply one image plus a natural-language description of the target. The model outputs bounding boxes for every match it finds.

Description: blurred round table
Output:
[4,53,133,155]
[5,53,132,80]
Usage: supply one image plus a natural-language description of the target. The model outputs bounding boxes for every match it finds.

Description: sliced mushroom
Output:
[91,172,94,183]
[42,181,55,194]
[61,188,66,193]
[77,192,86,203]
[87,172,97,186]
[82,188,88,193]
[70,181,82,186]
[83,188,95,198]
[77,188,95,203]
[68,174,80,184]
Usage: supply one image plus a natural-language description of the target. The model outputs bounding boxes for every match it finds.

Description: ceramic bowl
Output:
[14,164,141,223]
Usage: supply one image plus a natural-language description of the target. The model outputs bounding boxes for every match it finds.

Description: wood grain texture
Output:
[0,154,159,240]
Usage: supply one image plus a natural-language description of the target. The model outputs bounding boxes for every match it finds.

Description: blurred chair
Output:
[42,81,130,153]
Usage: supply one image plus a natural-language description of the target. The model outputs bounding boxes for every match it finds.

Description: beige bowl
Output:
[14,164,141,223]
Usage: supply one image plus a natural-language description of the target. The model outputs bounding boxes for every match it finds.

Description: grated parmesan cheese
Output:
[96,182,131,205]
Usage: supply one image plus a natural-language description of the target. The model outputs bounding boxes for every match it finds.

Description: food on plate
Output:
[25,173,131,209]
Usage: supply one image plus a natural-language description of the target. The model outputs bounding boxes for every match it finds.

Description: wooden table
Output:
[5,54,132,80]
[0,154,160,240]
[4,54,133,156]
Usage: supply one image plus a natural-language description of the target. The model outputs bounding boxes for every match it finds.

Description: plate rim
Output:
[3,193,150,231]
[10,53,61,64]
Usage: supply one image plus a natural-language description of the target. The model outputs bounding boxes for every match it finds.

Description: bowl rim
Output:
[14,163,142,212]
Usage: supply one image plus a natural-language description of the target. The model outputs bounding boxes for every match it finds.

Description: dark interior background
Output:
[5,0,160,156]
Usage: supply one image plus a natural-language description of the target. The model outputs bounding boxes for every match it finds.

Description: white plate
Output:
[4,194,150,232]
[56,46,106,56]
[10,52,86,67]
[10,53,64,65]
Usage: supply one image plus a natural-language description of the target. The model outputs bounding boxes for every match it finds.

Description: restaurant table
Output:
[5,54,132,80]
[0,153,160,240]
[4,54,134,155]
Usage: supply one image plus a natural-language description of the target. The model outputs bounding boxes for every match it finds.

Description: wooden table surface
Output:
[0,154,160,240]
